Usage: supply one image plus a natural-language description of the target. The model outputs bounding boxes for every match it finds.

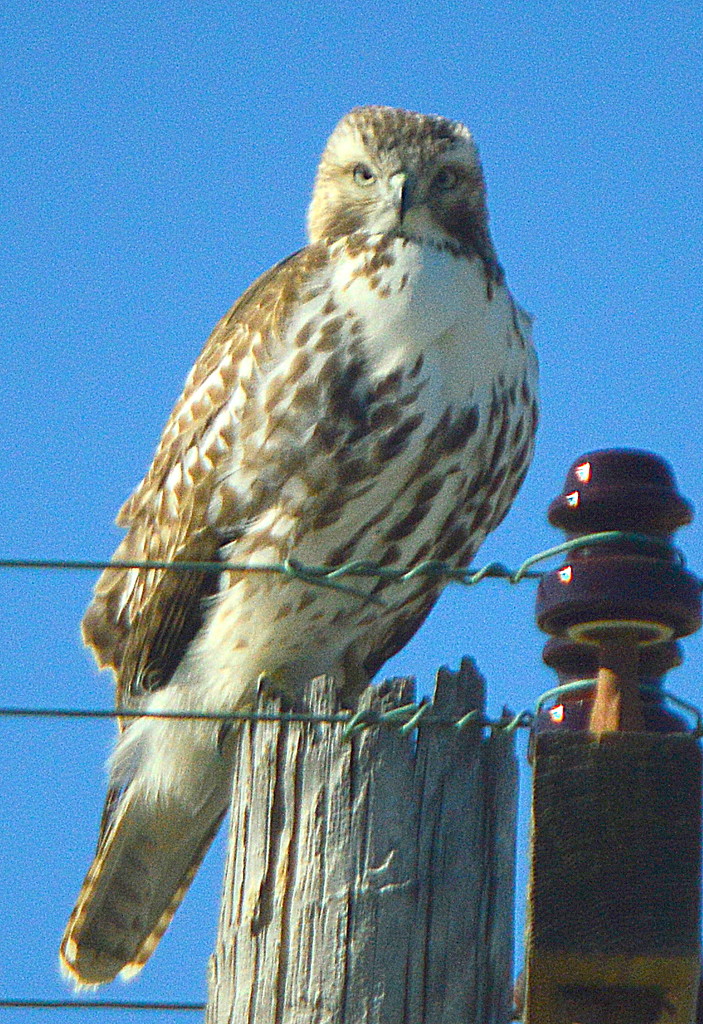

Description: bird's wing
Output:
[62,245,339,988]
[81,247,313,715]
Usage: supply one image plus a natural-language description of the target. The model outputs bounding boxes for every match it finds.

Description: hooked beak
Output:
[389,171,416,222]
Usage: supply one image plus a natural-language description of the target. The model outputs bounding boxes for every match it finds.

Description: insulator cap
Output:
[542,637,598,680]
[542,636,682,682]
[548,449,693,536]
[535,638,688,738]
[536,556,702,643]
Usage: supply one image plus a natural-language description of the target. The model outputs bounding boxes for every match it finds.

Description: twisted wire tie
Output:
[0,702,524,733]
[2,690,698,735]
[1,531,697,610]
[534,680,703,735]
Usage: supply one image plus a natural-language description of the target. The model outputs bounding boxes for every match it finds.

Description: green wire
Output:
[0,530,694,594]
[0,531,698,736]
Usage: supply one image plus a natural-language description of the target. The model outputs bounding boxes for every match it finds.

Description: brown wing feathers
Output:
[81,249,311,688]
[62,249,322,988]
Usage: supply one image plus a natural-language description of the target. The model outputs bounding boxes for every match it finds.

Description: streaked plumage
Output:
[60,105,538,987]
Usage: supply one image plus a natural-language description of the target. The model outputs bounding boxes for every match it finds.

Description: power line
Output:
[0,701,532,736]
[0,531,693,600]
[0,684,699,735]
[0,999,204,1012]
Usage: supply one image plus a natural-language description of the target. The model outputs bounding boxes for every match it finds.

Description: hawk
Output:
[60,105,538,987]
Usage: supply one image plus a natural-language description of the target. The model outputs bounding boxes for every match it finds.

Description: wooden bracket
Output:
[524,732,701,1023]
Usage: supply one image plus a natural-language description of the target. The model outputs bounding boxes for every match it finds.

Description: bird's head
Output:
[307,105,500,272]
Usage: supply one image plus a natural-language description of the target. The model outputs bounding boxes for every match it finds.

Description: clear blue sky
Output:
[2,1,702,1019]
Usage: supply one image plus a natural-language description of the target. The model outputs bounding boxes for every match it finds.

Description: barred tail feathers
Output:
[60,779,228,988]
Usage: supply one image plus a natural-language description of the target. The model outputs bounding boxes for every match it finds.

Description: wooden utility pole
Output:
[206,659,517,1024]
[527,450,703,1024]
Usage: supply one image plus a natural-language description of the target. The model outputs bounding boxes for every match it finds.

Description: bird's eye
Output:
[353,163,376,186]
[433,167,459,191]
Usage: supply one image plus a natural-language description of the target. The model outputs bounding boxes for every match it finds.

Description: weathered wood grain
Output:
[206,660,517,1024]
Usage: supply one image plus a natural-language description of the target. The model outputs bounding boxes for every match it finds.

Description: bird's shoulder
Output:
[118,244,334,527]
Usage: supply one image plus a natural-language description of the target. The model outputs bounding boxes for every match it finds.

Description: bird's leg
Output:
[216,671,292,755]
[336,646,372,709]
[256,669,295,704]
[255,670,325,738]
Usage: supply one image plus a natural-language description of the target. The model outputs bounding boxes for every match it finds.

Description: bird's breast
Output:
[329,234,532,412]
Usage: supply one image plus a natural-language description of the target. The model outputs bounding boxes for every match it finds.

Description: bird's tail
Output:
[59,771,229,988]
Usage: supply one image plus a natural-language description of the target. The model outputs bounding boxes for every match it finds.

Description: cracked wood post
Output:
[205,659,518,1024]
